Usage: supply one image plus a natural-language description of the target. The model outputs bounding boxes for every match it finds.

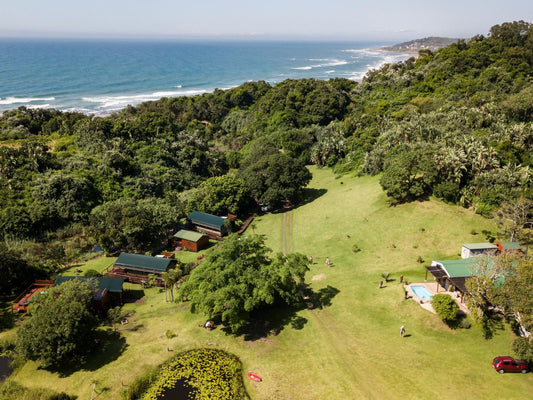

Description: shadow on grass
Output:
[52,330,128,377]
[315,285,340,308]
[296,188,328,209]
[242,305,308,341]
[122,289,146,303]
[240,285,340,341]
[481,315,505,340]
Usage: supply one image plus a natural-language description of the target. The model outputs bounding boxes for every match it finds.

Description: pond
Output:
[0,356,13,381]
[141,348,247,400]
[158,379,197,400]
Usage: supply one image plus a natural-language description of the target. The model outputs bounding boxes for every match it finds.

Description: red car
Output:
[492,356,529,374]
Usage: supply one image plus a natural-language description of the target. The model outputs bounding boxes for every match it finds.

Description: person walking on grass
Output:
[326,257,330,267]
[400,325,405,338]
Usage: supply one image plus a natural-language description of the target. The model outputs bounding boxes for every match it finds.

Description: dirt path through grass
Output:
[288,210,293,253]
[282,213,286,255]
[281,210,293,255]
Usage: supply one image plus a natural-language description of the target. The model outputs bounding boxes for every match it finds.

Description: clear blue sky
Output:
[1,0,532,40]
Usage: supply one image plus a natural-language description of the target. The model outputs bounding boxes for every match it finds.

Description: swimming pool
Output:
[411,285,434,301]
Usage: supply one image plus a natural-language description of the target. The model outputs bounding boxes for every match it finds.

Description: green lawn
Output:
[3,167,532,399]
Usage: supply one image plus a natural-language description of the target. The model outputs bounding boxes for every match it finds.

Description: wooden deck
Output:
[105,269,165,287]
[237,216,254,234]
[12,280,54,313]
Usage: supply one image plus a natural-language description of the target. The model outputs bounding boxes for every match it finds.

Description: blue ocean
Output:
[0,39,409,115]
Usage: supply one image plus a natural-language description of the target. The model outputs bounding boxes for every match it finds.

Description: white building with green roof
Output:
[461,242,498,259]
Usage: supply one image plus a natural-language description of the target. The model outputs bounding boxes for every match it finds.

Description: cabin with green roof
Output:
[106,253,176,286]
[173,229,209,252]
[426,259,478,301]
[461,242,497,259]
[187,211,229,238]
[426,256,501,302]
[494,241,522,255]
[54,276,125,310]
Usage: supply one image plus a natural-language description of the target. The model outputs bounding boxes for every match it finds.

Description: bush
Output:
[457,317,471,329]
[512,337,533,363]
[433,181,460,203]
[165,330,176,339]
[352,244,361,253]
[432,294,459,322]
[83,269,101,277]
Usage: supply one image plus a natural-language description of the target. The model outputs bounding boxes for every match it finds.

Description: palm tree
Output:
[162,267,183,302]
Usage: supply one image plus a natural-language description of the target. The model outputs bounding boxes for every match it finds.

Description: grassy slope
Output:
[4,167,533,399]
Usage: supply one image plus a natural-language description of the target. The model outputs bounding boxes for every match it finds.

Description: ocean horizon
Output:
[0,38,411,115]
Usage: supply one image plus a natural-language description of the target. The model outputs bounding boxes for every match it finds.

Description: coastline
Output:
[0,40,412,116]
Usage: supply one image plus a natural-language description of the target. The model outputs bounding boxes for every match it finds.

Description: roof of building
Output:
[187,211,226,230]
[174,229,207,242]
[54,276,124,293]
[462,242,498,250]
[497,241,522,250]
[432,259,474,278]
[114,252,173,273]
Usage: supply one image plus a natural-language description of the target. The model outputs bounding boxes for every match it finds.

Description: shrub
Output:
[165,330,175,339]
[432,294,459,322]
[83,269,101,277]
[457,317,471,329]
[512,337,533,363]
[352,244,361,253]
[433,181,460,203]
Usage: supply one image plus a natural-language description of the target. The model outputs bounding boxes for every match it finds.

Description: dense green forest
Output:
[1,21,533,296]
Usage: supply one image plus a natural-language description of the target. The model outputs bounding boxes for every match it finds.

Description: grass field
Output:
[3,167,533,399]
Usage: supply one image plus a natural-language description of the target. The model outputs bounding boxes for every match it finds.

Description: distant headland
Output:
[381,36,461,53]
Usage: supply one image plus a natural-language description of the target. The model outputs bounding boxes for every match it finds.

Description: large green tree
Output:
[16,279,98,368]
[379,147,437,204]
[88,198,176,254]
[494,257,533,333]
[239,153,311,209]
[178,234,308,333]
[185,173,250,216]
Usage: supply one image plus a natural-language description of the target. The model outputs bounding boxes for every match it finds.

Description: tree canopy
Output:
[178,234,308,333]
[16,279,99,368]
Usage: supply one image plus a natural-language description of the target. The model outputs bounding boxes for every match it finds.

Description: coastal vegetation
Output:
[0,20,533,399]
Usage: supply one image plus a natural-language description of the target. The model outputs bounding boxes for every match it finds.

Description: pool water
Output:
[411,285,434,301]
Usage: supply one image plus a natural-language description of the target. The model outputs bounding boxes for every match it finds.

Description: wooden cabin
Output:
[187,211,229,238]
[173,229,209,252]
[54,276,125,310]
[106,253,176,286]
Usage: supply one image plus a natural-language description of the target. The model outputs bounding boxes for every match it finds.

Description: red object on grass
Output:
[247,373,262,382]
